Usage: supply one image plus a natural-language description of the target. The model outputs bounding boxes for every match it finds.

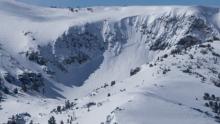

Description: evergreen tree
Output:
[13,88,18,94]
[7,115,16,124]
[0,92,2,102]
[65,100,71,109]
[110,81,116,86]
[48,116,56,124]
[29,120,33,124]
[211,94,216,100]
[203,93,210,100]
[21,83,27,92]
[57,106,61,113]
[3,87,9,94]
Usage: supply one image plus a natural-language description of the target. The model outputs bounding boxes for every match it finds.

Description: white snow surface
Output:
[0,0,220,124]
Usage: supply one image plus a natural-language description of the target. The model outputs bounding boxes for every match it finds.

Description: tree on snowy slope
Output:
[48,116,56,124]
[0,92,2,101]
[7,115,16,124]
[0,92,2,109]
[0,77,3,88]
[18,72,44,92]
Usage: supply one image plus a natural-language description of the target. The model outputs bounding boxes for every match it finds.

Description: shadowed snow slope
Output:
[0,0,220,124]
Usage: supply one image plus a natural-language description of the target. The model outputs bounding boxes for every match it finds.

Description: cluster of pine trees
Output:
[52,100,76,114]
[203,93,220,116]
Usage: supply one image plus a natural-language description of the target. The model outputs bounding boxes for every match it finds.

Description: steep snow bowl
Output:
[33,11,220,91]
[1,2,220,123]
[28,16,152,89]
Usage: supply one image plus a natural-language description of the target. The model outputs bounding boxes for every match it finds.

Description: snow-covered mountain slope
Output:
[1,0,220,123]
